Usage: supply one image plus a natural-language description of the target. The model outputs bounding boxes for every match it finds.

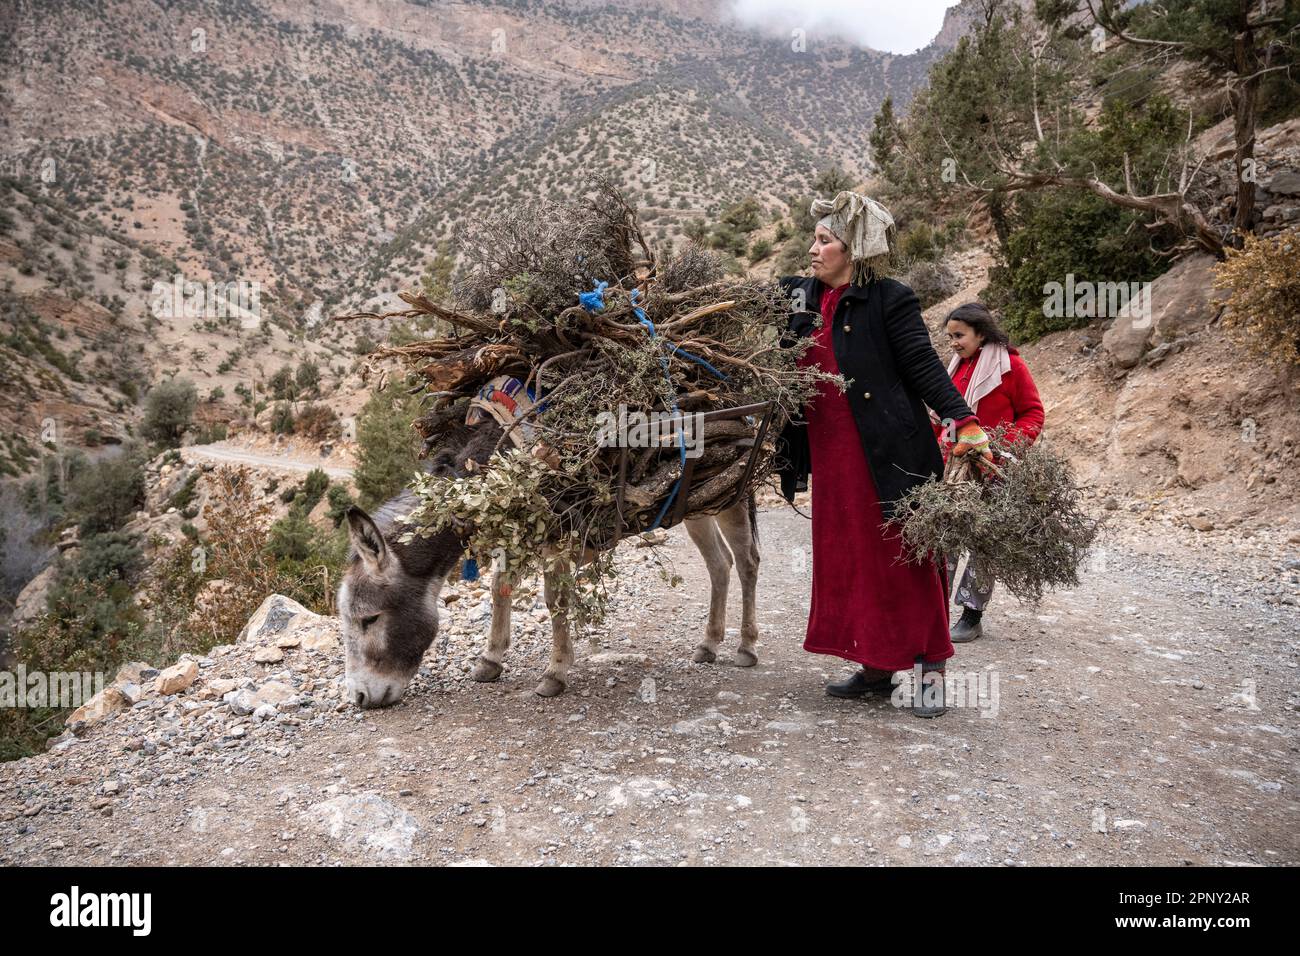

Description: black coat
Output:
[775,274,974,520]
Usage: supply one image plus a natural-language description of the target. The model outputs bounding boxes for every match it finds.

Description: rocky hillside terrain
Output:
[0,0,964,564]
[1,0,1297,864]
[1,497,1295,865]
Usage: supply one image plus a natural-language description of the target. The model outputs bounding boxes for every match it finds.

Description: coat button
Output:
[863,391,871,400]
[842,325,851,332]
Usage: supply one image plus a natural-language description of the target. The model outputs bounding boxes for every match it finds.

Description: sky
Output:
[728,0,958,55]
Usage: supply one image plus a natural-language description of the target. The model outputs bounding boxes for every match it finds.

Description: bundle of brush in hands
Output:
[888,426,1102,604]
[335,179,835,621]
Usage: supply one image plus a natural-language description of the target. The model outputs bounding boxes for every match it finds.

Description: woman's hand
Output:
[951,421,995,471]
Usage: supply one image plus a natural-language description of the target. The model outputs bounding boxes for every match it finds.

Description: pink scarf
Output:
[947,343,1011,415]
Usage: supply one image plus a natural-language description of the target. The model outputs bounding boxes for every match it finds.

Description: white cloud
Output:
[728,0,956,55]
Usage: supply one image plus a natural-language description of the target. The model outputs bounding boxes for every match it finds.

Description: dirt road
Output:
[181,442,353,480]
[1,506,1296,866]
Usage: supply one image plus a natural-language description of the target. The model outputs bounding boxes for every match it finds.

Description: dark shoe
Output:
[826,668,896,699]
[912,659,947,718]
[950,607,983,644]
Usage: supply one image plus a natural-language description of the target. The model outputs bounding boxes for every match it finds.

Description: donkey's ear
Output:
[346,506,388,569]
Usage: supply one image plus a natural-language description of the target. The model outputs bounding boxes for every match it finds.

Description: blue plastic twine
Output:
[576,282,731,530]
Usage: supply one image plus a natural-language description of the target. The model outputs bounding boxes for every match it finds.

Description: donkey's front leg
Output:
[684,516,732,664]
[471,567,515,682]
[536,560,573,698]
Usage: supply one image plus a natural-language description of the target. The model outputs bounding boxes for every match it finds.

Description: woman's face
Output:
[946,319,983,359]
[809,225,851,285]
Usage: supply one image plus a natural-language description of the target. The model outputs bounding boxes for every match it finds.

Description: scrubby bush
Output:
[325,484,356,527]
[900,259,962,310]
[1215,230,1300,367]
[295,402,340,441]
[271,401,295,434]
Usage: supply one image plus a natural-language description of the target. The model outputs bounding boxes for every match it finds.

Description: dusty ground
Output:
[1,502,1296,866]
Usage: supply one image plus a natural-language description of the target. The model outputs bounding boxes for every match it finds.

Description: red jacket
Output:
[935,346,1044,445]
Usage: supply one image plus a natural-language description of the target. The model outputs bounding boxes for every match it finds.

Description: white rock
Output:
[238,593,319,644]
[638,677,657,704]
[307,793,421,861]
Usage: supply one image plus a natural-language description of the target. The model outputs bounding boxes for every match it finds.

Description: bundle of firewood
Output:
[888,429,1101,604]
[336,181,835,557]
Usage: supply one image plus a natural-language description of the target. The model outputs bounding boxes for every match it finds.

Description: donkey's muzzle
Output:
[345,673,408,709]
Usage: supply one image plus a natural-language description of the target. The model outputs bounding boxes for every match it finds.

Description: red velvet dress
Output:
[796,283,953,671]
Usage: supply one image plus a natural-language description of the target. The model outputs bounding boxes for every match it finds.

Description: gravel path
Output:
[181,442,353,480]
[1,507,1296,866]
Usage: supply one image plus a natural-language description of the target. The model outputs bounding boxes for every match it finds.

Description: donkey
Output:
[337,422,761,708]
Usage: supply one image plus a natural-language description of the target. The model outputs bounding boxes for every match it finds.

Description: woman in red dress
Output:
[777,191,993,717]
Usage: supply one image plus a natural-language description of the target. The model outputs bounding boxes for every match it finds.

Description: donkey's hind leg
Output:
[472,568,515,682]
[717,495,760,667]
[535,559,574,698]
[684,515,732,664]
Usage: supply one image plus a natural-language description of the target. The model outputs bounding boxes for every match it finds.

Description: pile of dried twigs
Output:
[888,429,1101,604]
[335,180,831,621]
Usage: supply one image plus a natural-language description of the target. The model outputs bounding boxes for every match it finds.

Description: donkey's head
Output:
[338,418,503,709]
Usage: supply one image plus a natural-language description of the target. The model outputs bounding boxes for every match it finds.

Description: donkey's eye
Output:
[361,614,379,629]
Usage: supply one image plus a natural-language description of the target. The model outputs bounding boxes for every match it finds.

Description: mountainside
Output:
[0,0,953,476]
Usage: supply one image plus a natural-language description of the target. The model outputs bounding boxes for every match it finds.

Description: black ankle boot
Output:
[950,607,983,644]
[912,658,947,718]
[826,668,896,699]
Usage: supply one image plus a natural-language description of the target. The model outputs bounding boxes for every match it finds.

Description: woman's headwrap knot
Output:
[809,191,895,286]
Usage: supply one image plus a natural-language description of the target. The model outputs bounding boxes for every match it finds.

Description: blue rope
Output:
[623,289,688,531]
[578,280,608,313]
[576,282,728,530]
[662,342,728,381]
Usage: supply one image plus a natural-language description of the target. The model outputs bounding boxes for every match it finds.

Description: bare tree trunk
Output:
[1230,29,1262,240]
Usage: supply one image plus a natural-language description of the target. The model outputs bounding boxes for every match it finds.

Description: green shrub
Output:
[986,191,1168,342]
[266,509,316,561]
[168,470,200,512]
[325,484,356,527]
[140,377,197,448]
[354,382,423,509]
[271,401,295,434]
[896,221,942,263]
[66,446,146,536]
[57,530,143,587]
[299,468,330,514]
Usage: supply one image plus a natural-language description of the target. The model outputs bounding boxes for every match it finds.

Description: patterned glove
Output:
[951,422,993,466]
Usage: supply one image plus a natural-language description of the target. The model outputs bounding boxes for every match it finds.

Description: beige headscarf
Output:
[809,191,895,286]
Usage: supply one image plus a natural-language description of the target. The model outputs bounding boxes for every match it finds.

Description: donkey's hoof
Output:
[534,675,567,698]
[692,645,717,664]
[471,658,503,682]
[735,647,759,667]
